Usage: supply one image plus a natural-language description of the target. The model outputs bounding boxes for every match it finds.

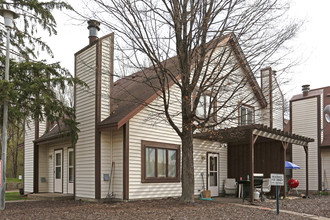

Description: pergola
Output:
[194,124,314,202]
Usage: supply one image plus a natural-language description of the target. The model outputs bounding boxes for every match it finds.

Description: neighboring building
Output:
[24,21,313,201]
[290,85,330,192]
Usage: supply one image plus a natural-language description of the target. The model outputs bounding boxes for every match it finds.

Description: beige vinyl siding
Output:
[75,45,97,198]
[272,75,284,130]
[260,69,284,129]
[100,36,112,121]
[320,93,324,143]
[101,132,111,198]
[261,69,271,127]
[321,149,330,190]
[193,139,227,195]
[100,129,123,199]
[197,46,264,128]
[38,146,48,192]
[38,140,71,193]
[129,85,182,199]
[39,120,46,137]
[127,43,264,199]
[292,97,318,190]
[24,121,35,193]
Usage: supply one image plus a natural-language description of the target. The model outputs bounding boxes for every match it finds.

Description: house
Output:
[290,85,330,192]
[24,20,313,201]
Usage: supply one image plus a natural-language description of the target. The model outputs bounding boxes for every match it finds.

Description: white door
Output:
[54,150,63,193]
[208,153,219,197]
[68,149,74,194]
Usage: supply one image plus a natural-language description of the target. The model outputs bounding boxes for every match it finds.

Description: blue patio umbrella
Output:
[285,161,300,169]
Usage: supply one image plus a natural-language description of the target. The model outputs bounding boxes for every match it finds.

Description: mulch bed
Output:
[0,196,328,219]
[254,195,330,218]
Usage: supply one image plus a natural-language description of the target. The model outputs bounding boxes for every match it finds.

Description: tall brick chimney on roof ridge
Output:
[87,19,100,45]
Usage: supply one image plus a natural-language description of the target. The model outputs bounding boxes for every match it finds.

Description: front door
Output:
[68,148,74,194]
[54,149,63,193]
[208,153,219,196]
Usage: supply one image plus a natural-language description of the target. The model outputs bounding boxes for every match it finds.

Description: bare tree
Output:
[77,0,300,202]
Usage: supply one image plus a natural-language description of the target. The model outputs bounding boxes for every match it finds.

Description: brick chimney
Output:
[302,84,310,96]
[87,19,100,44]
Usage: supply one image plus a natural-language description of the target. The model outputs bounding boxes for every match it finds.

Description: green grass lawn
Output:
[5,192,29,201]
[6,178,23,183]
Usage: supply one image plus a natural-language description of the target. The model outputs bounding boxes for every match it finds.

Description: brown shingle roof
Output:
[290,89,323,101]
[34,122,70,144]
[98,55,181,129]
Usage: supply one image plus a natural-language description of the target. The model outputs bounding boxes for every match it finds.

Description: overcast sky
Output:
[42,0,329,100]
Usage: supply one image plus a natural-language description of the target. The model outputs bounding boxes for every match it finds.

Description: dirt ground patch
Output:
[0,196,328,219]
[254,195,330,218]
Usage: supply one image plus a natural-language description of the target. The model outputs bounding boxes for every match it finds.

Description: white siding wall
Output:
[39,120,46,137]
[101,36,112,121]
[128,83,229,199]
[272,76,284,130]
[292,97,319,190]
[38,140,72,193]
[193,139,227,195]
[199,46,264,128]
[261,68,284,129]
[126,44,265,199]
[24,122,35,193]
[320,93,324,143]
[261,69,271,127]
[321,149,330,190]
[100,129,123,199]
[24,119,47,193]
[75,45,96,198]
[38,146,48,192]
[129,85,182,199]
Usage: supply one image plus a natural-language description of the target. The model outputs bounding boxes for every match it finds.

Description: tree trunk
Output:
[180,125,195,202]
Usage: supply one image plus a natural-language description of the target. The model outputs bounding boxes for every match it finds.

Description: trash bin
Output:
[19,188,24,195]
[254,191,260,200]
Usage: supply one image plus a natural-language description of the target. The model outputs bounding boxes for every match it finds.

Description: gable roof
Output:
[34,122,70,144]
[35,34,268,143]
[99,34,267,130]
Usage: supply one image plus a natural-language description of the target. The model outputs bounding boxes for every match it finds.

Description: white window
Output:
[240,105,254,125]
[196,92,216,120]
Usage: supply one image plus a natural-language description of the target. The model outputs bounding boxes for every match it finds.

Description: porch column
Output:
[250,134,258,202]
[282,142,288,198]
[304,145,309,196]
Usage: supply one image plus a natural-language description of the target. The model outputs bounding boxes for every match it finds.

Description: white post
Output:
[0,9,18,210]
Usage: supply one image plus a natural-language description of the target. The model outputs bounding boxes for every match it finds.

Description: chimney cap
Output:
[87,19,100,31]
[302,84,310,92]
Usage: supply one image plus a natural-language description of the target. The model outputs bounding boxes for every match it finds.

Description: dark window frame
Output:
[141,140,180,183]
[239,104,255,126]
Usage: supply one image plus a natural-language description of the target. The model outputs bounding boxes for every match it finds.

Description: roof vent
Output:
[87,19,100,45]
[302,84,310,96]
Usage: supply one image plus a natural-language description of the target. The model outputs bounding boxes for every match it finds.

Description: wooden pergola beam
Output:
[250,134,258,203]
[304,145,309,196]
[282,142,289,198]
[252,129,310,146]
